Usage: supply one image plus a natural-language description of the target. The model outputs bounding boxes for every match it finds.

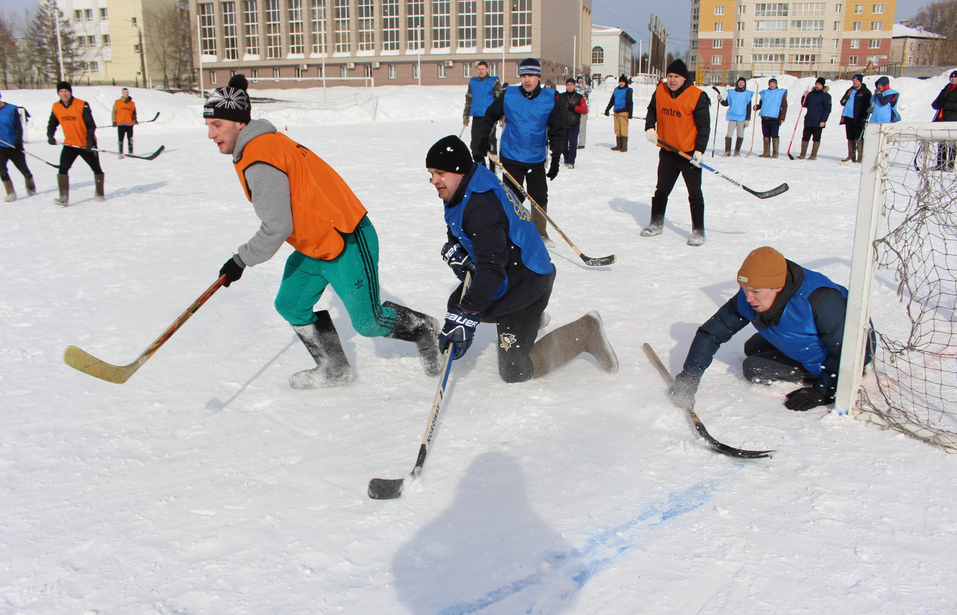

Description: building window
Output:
[89,61,99,72]
[792,3,826,16]
[484,0,503,48]
[245,1,260,56]
[383,0,399,51]
[854,3,863,13]
[78,37,86,49]
[265,0,281,58]
[834,3,842,11]
[438,62,447,77]
[834,21,841,30]
[209,70,217,84]
[754,37,787,47]
[592,46,603,64]
[413,63,419,78]
[408,0,425,51]
[464,62,472,76]
[712,55,723,64]
[199,3,216,56]
[87,35,95,47]
[102,34,110,47]
[870,21,882,30]
[715,5,725,14]
[713,39,723,48]
[790,36,823,47]
[251,68,260,80]
[692,7,699,19]
[364,64,372,77]
[791,19,824,30]
[753,53,785,62]
[458,0,476,49]
[311,0,327,54]
[691,40,699,49]
[74,10,82,21]
[296,66,304,79]
[389,63,397,78]
[358,0,374,51]
[850,38,860,48]
[511,0,531,47]
[334,0,350,53]
[714,22,724,31]
[852,21,862,30]
[84,9,92,21]
[273,67,281,79]
[736,54,743,62]
[738,4,747,12]
[873,3,884,13]
[99,8,108,20]
[289,0,305,55]
[755,20,788,30]
[737,21,745,30]
[792,53,816,63]
[849,55,858,63]
[868,38,881,48]
[755,3,788,16]
[340,64,349,77]
[223,2,239,60]
[433,0,451,49]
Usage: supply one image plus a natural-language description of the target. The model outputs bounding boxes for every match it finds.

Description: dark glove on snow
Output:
[219,256,245,287]
[546,156,561,180]
[439,304,481,360]
[784,387,830,411]
[668,372,700,408]
[441,241,475,280]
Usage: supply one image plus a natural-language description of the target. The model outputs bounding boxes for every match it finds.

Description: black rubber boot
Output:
[383,301,442,376]
[289,311,353,389]
[53,174,69,206]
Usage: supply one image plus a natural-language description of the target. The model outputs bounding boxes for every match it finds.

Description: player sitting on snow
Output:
[668,246,875,411]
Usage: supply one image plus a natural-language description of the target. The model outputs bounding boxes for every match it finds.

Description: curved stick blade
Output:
[63,345,139,384]
[368,477,406,500]
[581,254,617,267]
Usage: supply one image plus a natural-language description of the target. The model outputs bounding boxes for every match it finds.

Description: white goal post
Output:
[837,121,957,451]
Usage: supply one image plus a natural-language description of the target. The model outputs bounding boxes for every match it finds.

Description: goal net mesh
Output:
[855,127,957,452]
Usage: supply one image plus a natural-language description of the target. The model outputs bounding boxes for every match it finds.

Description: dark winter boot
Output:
[3,180,15,202]
[797,141,809,160]
[118,140,124,158]
[289,311,353,389]
[724,137,732,157]
[640,197,666,237]
[94,174,105,202]
[382,301,442,376]
[529,311,618,378]
[53,174,69,206]
[611,136,622,151]
[759,137,771,158]
[772,138,780,159]
[808,141,820,161]
[25,176,36,196]
[734,137,743,156]
[687,229,706,247]
[855,139,864,163]
[842,140,855,163]
[128,138,133,156]
[619,136,628,153]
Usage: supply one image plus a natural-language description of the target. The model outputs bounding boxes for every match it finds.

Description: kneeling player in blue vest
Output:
[668,246,874,411]
[425,135,618,382]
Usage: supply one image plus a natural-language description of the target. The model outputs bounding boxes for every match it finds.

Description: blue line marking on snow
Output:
[437,480,718,614]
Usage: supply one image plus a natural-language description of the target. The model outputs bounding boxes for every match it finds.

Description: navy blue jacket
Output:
[802,88,832,127]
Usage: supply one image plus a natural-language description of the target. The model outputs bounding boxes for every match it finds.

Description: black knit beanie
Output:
[426,135,473,174]
[56,81,72,93]
[666,60,689,80]
[203,74,252,123]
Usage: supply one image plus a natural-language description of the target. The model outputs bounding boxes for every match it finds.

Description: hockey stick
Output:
[59,142,165,161]
[111,111,160,127]
[643,343,776,459]
[711,86,722,157]
[746,102,758,157]
[487,153,616,266]
[786,100,806,160]
[368,273,471,499]
[0,138,59,168]
[63,275,226,384]
[657,138,789,199]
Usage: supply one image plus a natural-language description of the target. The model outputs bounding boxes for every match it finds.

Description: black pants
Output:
[117,126,133,153]
[802,126,823,142]
[0,147,32,182]
[469,120,497,166]
[503,161,549,237]
[741,334,812,384]
[563,125,580,165]
[650,149,705,232]
[58,146,103,175]
[844,121,865,141]
[761,117,781,138]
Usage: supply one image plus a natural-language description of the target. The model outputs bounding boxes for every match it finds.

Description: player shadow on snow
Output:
[392,452,584,614]
[205,338,299,412]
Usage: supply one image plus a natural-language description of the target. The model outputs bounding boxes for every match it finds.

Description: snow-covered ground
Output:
[2,71,956,614]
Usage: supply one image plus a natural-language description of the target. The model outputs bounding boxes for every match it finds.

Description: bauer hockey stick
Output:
[643,343,776,459]
[64,276,226,384]
[368,273,471,500]
[657,138,789,199]
[487,153,616,266]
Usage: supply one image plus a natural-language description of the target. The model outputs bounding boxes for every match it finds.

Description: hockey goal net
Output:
[837,121,957,452]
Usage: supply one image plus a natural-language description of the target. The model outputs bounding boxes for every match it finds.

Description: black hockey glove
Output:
[477,137,490,157]
[441,241,475,280]
[84,140,95,151]
[784,387,830,411]
[48,136,57,145]
[546,156,561,180]
[219,256,245,287]
[439,304,481,360]
[668,372,700,408]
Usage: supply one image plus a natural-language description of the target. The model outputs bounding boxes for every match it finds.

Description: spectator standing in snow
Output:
[575,74,591,148]
[425,135,618,383]
[556,78,587,168]
[839,74,871,163]
[479,58,565,247]
[720,77,753,156]
[463,61,501,170]
[47,81,104,206]
[754,77,787,158]
[930,70,957,170]
[205,74,442,389]
[797,78,832,161]
[604,75,633,152]
[0,92,36,202]
[668,246,874,412]
[111,88,137,157]
[642,59,711,247]
[868,76,901,124]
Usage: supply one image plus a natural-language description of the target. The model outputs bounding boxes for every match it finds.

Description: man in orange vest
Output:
[642,60,711,246]
[205,74,442,389]
[111,87,137,157]
[47,81,104,206]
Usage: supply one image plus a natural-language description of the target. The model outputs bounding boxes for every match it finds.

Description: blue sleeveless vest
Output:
[612,86,631,112]
[468,76,498,117]
[0,104,19,146]
[759,88,787,118]
[500,86,555,164]
[735,269,847,376]
[725,89,753,122]
[444,165,553,301]
[869,88,901,123]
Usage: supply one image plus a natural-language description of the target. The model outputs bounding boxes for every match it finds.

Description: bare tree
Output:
[912,0,957,64]
[0,8,39,88]
[144,0,194,90]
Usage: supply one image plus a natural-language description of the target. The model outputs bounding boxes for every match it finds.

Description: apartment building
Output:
[690,0,896,80]
[891,22,944,68]
[188,0,593,89]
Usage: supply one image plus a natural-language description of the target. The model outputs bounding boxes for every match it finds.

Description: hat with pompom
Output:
[203,74,251,123]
